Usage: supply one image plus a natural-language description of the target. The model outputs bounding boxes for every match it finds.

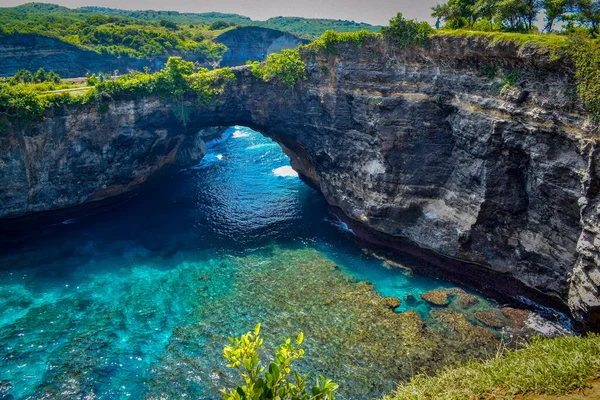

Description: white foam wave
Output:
[204,129,233,147]
[232,130,250,138]
[187,153,224,170]
[325,216,355,235]
[272,166,299,177]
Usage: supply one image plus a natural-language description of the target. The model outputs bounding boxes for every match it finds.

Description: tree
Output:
[221,324,338,400]
[572,0,600,36]
[157,57,195,126]
[209,20,230,30]
[432,0,478,28]
[495,0,542,30]
[473,0,501,22]
[382,12,433,48]
[543,0,568,31]
[10,69,33,84]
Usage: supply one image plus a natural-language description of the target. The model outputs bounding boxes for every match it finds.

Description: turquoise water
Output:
[1,127,498,399]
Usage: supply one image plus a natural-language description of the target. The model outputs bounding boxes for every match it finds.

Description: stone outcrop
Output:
[216,26,309,67]
[1,35,599,330]
[0,34,156,78]
[0,99,206,217]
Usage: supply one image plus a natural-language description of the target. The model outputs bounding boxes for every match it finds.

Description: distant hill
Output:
[0,2,382,75]
[79,6,254,26]
[80,6,381,39]
[0,3,233,61]
[74,4,381,40]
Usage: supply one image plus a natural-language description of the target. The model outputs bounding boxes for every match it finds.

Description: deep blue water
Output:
[0,127,486,399]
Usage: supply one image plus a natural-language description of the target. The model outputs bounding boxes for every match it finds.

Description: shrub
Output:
[381,12,434,48]
[303,30,378,54]
[249,49,307,88]
[0,57,236,126]
[221,324,338,400]
[209,20,230,30]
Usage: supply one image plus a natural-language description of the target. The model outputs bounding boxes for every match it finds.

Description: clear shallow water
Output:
[1,127,503,399]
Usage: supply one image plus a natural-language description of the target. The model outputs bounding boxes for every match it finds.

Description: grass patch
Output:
[434,30,570,54]
[384,334,600,400]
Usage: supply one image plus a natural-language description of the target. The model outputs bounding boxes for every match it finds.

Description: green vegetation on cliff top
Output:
[249,49,307,88]
[0,57,235,124]
[384,334,600,400]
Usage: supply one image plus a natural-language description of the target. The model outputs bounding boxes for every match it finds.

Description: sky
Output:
[0,0,443,25]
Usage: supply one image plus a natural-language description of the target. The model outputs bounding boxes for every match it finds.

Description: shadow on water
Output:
[0,126,571,400]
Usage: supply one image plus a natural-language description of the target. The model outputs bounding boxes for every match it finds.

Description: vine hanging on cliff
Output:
[568,33,600,125]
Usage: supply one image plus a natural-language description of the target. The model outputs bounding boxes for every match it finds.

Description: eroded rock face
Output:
[216,27,309,67]
[0,34,157,78]
[0,99,206,217]
[1,35,598,330]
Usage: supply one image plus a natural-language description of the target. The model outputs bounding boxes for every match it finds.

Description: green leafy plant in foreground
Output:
[221,324,338,400]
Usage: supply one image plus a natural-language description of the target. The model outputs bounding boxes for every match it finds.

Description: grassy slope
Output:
[383,334,600,400]
[435,29,570,49]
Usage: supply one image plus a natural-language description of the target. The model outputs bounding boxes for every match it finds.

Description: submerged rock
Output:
[474,309,506,328]
[382,296,402,310]
[502,307,530,330]
[397,310,425,347]
[458,294,479,309]
[405,293,418,305]
[421,290,449,306]
[431,310,498,347]
[0,380,13,400]
[446,287,479,309]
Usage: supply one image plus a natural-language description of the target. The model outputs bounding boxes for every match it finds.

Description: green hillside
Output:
[0,3,229,60]
[0,2,381,44]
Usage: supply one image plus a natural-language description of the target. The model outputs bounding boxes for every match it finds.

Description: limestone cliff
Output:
[0,34,157,78]
[1,35,598,330]
[216,27,309,67]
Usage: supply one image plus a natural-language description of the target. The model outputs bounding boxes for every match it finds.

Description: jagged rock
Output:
[474,309,506,328]
[382,296,401,310]
[502,86,529,104]
[421,290,449,306]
